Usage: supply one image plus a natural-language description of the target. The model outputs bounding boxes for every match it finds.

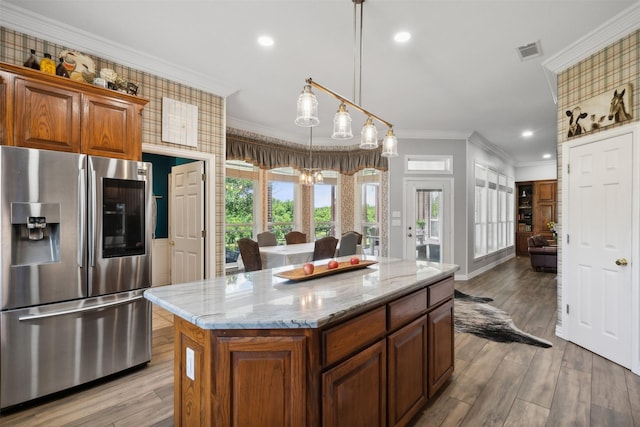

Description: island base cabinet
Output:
[322,339,386,427]
[168,274,456,427]
[428,299,454,398]
[387,316,428,427]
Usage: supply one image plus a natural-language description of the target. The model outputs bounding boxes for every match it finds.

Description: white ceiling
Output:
[3,0,636,165]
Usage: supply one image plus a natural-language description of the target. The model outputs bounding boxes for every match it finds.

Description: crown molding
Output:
[467,131,515,164]
[542,2,640,75]
[515,159,557,169]
[0,1,238,98]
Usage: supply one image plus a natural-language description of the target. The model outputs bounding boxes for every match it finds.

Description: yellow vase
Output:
[39,53,56,74]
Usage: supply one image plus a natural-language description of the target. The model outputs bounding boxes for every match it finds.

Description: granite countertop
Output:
[144,256,459,330]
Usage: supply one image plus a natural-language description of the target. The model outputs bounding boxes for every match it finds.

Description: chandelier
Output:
[295,0,398,157]
[299,127,324,185]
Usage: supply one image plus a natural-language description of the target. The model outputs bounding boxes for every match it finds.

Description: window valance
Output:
[226,131,388,176]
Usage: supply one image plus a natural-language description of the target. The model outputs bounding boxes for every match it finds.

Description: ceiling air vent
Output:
[516,40,542,61]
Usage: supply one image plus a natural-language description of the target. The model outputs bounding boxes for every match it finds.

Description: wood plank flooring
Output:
[1,256,639,426]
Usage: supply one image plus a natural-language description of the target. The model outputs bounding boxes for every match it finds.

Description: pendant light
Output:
[299,127,323,185]
[381,128,398,157]
[295,84,319,127]
[295,0,399,153]
[332,103,353,139]
[359,117,378,149]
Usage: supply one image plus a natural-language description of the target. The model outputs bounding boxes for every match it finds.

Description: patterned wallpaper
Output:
[339,174,356,233]
[555,29,640,328]
[0,27,227,276]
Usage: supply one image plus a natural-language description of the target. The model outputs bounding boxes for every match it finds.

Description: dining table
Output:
[257,241,363,270]
[259,242,316,269]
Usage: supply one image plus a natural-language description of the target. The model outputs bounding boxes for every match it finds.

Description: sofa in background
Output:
[527,235,557,271]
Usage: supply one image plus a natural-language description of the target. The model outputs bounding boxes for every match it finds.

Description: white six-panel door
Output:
[566,131,633,368]
[170,161,204,284]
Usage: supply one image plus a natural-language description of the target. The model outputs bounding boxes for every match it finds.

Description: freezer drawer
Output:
[0,290,151,409]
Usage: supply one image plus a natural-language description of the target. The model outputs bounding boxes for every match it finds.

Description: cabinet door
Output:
[82,94,139,160]
[427,299,454,397]
[214,335,307,427]
[516,232,532,256]
[323,339,386,427]
[534,202,556,236]
[535,180,556,202]
[388,316,427,427]
[14,77,81,152]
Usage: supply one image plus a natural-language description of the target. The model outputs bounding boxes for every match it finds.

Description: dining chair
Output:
[341,230,363,244]
[312,236,339,261]
[337,232,359,257]
[257,231,277,247]
[237,238,262,272]
[285,231,307,244]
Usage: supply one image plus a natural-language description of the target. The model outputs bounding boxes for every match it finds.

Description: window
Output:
[267,167,298,243]
[225,161,256,264]
[427,191,441,240]
[474,164,487,257]
[360,169,381,255]
[313,171,337,239]
[487,169,498,253]
[474,162,514,259]
[405,155,453,174]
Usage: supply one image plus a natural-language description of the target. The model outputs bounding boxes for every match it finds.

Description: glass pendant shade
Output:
[295,84,319,127]
[314,170,324,184]
[299,170,310,185]
[359,117,378,149]
[381,128,398,157]
[332,103,353,139]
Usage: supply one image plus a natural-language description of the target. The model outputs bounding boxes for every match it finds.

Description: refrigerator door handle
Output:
[78,168,86,268]
[18,295,144,321]
[88,168,96,267]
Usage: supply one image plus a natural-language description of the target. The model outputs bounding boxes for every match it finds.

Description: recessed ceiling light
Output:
[258,36,274,47]
[542,153,552,159]
[521,130,533,137]
[394,32,411,43]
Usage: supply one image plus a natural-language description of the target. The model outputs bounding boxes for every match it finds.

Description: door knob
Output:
[615,258,628,266]
[169,240,175,246]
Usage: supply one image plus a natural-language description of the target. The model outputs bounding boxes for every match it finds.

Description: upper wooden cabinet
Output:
[0,62,147,160]
[14,77,81,152]
[535,180,557,203]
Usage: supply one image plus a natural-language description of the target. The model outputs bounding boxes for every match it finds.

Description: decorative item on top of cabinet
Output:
[0,61,148,161]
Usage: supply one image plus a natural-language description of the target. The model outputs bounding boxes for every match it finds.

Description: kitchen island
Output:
[144,256,458,427]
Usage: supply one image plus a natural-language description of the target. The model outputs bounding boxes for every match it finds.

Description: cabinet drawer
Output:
[428,276,454,307]
[388,288,427,331]
[323,306,386,366]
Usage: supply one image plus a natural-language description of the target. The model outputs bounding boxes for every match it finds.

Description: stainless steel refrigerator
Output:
[0,146,153,409]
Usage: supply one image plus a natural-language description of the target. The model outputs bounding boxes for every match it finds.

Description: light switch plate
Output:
[186,347,195,381]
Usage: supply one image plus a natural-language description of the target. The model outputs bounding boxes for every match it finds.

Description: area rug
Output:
[454,290,552,348]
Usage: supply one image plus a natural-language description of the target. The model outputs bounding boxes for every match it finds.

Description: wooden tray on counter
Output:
[274,260,378,282]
